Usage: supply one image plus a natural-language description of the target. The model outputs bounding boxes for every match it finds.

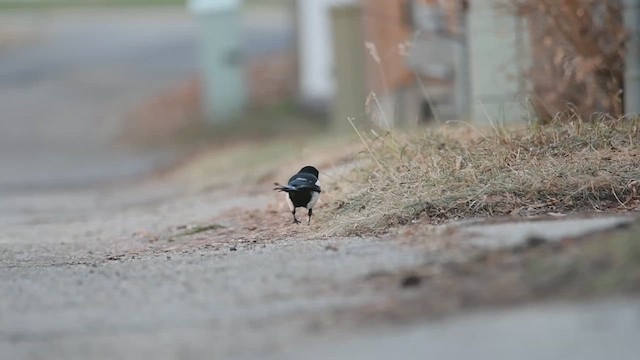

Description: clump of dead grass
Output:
[321,116,640,235]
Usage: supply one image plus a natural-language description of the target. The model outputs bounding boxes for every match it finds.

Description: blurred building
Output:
[295,0,357,110]
[188,0,636,126]
[295,0,533,127]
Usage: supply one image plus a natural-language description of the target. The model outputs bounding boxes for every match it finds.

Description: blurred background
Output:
[0,0,296,193]
[0,0,638,192]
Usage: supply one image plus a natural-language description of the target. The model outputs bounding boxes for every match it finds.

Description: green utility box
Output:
[190,0,246,123]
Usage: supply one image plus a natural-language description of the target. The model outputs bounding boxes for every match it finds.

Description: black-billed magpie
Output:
[274,166,321,224]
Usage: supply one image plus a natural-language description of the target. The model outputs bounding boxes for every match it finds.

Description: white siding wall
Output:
[297,0,356,105]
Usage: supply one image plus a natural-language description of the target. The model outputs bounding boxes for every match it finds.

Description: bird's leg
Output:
[292,209,300,224]
[307,208,312,225]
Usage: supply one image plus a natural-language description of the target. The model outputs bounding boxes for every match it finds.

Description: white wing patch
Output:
[307,191,320,209]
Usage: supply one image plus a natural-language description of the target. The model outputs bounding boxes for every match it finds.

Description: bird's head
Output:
[298,165,319,178]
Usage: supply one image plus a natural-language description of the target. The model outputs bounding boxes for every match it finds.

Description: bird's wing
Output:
[288,174,321,193]
[273,183,296,192]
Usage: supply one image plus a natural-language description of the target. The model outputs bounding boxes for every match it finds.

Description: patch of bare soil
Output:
[115,185,331,259]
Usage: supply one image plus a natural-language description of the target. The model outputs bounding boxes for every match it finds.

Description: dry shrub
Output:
[123,77,202,145]
[511,0,627,121]
[321,116,640,235]
[248,51,296,107]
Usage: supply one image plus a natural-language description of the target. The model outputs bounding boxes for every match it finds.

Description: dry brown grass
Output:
[319,116,640,235]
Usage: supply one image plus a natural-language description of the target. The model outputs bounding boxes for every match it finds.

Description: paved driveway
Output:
[0,6,292,192]
[0,8,199,191]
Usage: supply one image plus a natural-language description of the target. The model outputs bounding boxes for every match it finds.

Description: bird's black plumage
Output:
[274,166,321,224]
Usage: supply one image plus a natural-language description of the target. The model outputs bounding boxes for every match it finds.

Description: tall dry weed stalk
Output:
[512,0,627,121]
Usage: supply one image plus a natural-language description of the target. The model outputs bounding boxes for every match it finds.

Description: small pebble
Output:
[400,274,422,288]
[526,236,547,248]
[324,245,338,251]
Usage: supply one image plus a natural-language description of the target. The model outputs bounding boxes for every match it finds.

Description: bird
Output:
[273,166,321,225]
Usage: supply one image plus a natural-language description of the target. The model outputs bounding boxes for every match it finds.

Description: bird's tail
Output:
[273,182,296,193]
